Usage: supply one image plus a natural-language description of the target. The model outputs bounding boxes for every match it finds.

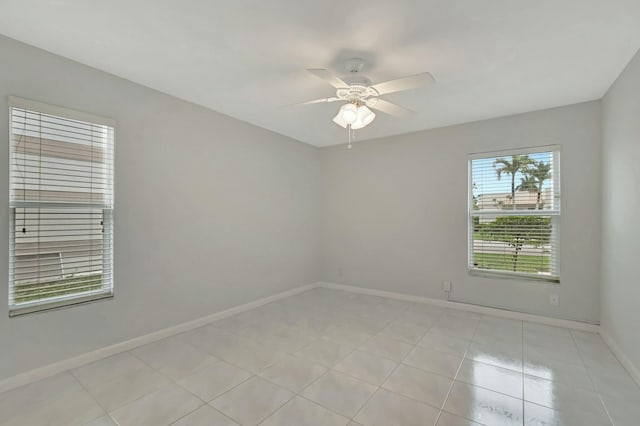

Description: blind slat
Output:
[9,104,114,314]
[469,150,560,280]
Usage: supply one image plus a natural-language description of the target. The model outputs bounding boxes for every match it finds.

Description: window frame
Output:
[8,97,115,316]
[467,145,561,283]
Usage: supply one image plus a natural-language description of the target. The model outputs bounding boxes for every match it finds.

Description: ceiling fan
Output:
[293,58,435,144]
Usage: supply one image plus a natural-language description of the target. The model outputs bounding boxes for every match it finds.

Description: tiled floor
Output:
[1,287,639,425]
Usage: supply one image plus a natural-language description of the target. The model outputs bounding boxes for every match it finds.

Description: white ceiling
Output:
[1,1,639,147]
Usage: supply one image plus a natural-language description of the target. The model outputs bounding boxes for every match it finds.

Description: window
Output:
[468,147,560,282]
[9,97,114,315]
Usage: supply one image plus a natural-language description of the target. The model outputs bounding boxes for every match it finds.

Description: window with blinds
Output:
[9,98,114,315]
[469,147,560,282]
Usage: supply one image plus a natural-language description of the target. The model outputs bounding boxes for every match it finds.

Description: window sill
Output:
[468,268,560,284]
[9,291,113,317]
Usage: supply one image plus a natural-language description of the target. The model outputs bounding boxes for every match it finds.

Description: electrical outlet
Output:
[443,281,452,292]
[550,294,559,306]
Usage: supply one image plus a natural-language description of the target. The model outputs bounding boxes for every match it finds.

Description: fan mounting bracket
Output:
[344,58,365,73]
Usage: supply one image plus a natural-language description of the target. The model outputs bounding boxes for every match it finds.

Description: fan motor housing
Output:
[337,58,378,102]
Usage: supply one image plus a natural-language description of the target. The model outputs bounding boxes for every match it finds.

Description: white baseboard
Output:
[0,282,319,394]
[600,329,640,387]
[318,282,600,332]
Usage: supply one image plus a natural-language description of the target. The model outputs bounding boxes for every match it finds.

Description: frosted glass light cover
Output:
[339,103,358,124]
[333,111,348,128]
[351,105,376,130]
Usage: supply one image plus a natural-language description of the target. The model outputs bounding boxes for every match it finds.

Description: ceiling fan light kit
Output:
[353,105,376,129]
[333,103,376,130]
[296,58,435,148]
[338,103,358,124]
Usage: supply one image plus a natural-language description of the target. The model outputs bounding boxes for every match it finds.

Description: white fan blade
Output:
[307,69,350,89]
[366,98,415,117]
[285,97,340,107]
[370,72,435,95]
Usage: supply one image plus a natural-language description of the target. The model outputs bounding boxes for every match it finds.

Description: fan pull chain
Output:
[347,124,353,149]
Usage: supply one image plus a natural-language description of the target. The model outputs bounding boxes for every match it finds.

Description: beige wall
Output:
[0,35,320,381]
[320,101,602,323]
[601,48,640,371]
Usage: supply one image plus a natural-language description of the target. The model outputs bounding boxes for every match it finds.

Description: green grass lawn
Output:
[473,252,550,274]
[14,274,103,304]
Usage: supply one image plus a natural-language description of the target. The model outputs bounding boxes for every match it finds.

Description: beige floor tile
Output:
[109,384,202,426]
[382,364,452,408]
[444,381,522,426]
[260,354,327,392]
[171,405,239,426]
[354,389,440,426]
[211,376,293,425]
[131,336,218,380]
[403,346,463,378]
[261,396,349,426]
[301,371,377,418]
[177,361,252,402]
[334,350,397,386]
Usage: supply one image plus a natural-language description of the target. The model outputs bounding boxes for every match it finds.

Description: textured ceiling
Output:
[1,0,639,146]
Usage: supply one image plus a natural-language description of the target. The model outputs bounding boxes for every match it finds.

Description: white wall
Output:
[0,35,320,381]
[601,49,640,371]
[320,102,602,323]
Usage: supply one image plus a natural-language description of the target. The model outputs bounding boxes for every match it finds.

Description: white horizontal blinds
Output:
[9,104,114,312]
[469,149,560,281]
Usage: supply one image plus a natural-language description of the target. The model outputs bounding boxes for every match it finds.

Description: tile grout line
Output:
[569,330,617,426]
[37,295,427,424]
[308,302,407,421]
[70,354,196,425]
[346,304,421,423]
[274,302,440,422]
[167,402,239,426]
[457,325,619,419]
[411,310,449,426]
[258,299,402,423]
[66,305,294,425]
[346,306,486,424]
[67,369,116,424]
[223,303,373,422]
[258,300,404,423]
[149,295,422,424]
[123,351,213,424]
[252,386,296,426]
[433,313,483,426]
[338,308,444,419]
[124,346,255,426]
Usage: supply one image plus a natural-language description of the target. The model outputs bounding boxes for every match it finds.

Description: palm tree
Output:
[494,155,533,210]
[518,161,552,209]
